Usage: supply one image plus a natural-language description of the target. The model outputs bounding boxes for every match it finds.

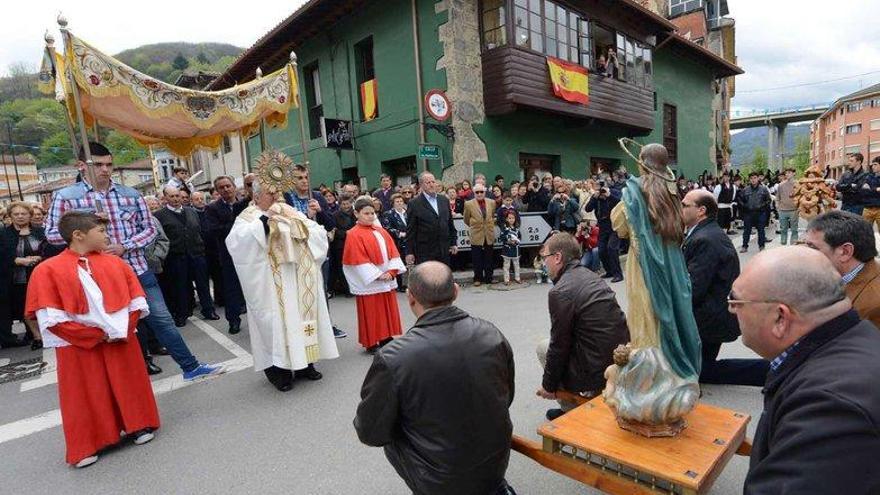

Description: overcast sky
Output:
[2,0,879,113]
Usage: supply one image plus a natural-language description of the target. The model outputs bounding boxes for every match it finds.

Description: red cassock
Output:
[26,250,160,465]
[342,224,406,349]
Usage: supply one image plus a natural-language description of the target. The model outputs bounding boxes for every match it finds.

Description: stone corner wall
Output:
[435,0,488,184]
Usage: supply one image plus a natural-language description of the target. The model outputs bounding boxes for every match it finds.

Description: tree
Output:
[787,135,811,176]
[3,62,38,100]
[172,53,190,71]
[37,131,75,167]
[196,52,210,65]
[105,130,147,165]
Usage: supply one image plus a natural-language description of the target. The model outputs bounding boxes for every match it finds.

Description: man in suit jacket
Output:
[681,190,768,386]
[204,176,250,334]
[405,171,457,266]
[805,210,880,328]
[463,184,497,286]
[734,247,880,494]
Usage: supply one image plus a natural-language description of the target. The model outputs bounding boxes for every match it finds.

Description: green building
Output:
[211,0,742,189]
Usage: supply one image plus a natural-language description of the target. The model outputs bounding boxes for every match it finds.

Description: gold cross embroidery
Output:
[304,324,316,337]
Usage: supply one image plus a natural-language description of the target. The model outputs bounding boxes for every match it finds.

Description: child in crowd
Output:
[25,211,160,468]
[500,210,522,285]
[496,193,520,227]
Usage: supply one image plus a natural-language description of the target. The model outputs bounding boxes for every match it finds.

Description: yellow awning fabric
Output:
[62,33,297,156]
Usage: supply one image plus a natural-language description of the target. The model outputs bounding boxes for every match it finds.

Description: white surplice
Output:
[226,206,339,372]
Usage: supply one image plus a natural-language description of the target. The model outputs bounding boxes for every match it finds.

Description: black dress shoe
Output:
[546,408,565,421]
[0,338,28,349]
[610,275,624,283]
[600,273,613,279]
[31,340,43,351]
[228,323,241,335]
[146,359,162,375]
[294,364,322,381]
[174,318,187,328]
[202,313,221,321]
[264,366,294,391]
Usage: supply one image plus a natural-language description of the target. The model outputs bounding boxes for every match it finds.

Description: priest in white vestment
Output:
[226,181,339,391]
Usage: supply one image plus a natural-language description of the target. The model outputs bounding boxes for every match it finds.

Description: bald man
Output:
[681,190,768,386]
[355,262,515,494]
[732,247,880,494]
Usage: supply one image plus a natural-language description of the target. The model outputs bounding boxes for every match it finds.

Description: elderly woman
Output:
[30,204,46,227]
[1,202,47,350]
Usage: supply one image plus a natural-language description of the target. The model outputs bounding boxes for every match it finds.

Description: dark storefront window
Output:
[663,103,678,164]
[482,0,507,50]
[355,36,378,121]
[303,63,323,139]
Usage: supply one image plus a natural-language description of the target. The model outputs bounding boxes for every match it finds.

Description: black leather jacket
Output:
[543,261,630,393]
[354,305,515,495]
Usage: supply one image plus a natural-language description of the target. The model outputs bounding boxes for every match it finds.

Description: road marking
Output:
[0,317,253,446]
[20,348,57,392]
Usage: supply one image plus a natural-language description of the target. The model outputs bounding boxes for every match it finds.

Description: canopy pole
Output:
[148,145,161,192]
[58,14,99,191]
[238,132,249,174]
[44,31,80,157]
[220,140,228,176]
[255,67,268,154]
[290,52,310,167]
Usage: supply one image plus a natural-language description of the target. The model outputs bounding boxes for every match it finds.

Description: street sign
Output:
[418,144,441,160]
[453,211,552,251]
[424,89,451,121]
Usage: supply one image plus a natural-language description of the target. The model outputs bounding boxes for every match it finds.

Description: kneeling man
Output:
[355,262,516,495]
[226,178,339,391]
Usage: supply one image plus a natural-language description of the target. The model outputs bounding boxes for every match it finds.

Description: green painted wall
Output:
[252,0,449,190]
[251,0,716,188]
[642,48,716,180]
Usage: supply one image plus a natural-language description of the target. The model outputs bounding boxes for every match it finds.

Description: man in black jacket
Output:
[355,262,515,495]
[733,247,880,494]
[405,171,457,266]
[204,176,250,334]
[154,185,219,326]
[536,233,629,420]
[737,172,771,253]
[585,184,623,282]
[681,190,768,386]
[838,152,869,215]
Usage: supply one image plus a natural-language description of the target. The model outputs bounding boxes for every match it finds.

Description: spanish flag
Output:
[546,57,589,105]
[360,79,378,121]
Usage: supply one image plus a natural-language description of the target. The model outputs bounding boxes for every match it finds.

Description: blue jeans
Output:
[778,210,799,245]
[138,271,200,373]
[742,210,768,249]
[580,247,600,271]
[842,203,865,216]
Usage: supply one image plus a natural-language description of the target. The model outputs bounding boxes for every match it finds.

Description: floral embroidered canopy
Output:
[44,32,297,156]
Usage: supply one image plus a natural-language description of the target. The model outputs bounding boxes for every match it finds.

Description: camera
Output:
[598,180,606,188]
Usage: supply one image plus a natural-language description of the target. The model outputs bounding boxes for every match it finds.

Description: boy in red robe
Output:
[343,197,406,352]
[26,211,160,468]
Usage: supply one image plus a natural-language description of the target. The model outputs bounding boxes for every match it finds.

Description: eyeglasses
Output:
[681,202,695,208]
[474,191,485,194]
[726,291,783,308]
[539,251,559,261]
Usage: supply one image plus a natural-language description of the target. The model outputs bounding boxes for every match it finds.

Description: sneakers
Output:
[75,455,99,469]
[333,327,348,339]
[182,363,225,381]
[133,430,155,445]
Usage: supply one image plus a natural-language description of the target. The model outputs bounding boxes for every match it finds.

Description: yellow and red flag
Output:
[360,79,378,121]
[546,57,589,105]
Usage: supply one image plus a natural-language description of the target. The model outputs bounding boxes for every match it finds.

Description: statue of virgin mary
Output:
[603,141,702,437]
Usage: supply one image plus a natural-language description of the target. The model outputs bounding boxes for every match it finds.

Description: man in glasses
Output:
[681,190,768,386]
[733,246,880,494]
[534,233,628,420]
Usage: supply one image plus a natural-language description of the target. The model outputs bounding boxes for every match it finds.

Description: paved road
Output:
[0,247,770,494]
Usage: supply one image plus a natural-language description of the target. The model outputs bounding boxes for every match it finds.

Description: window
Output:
[612,32,652,88]
[481,0,506,50]
[846,102,863,113]
[669,0,705,17]
[845,145,861,156]
[577,19,591,68]
[303,63,323,139]
[870,142,880,153]
[831,150,836,160]
[872,98,880,108]
[870,119,880,131]
[514,1,579,62]
[846,124,862,135]
[663,104,678,164]
[355,36,378,121]
[222,135,232,154]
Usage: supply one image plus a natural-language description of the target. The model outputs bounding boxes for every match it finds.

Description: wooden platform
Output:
[515,398,750,495]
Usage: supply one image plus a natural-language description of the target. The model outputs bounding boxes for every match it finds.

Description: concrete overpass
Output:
[729,104,829,170]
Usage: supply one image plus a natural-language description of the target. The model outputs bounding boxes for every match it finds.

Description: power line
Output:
[738,69,880,93]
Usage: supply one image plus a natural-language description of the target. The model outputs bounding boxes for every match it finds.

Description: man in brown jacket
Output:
[805,211,880,328]
[463,183,497,286]
[535,233,630,420]
[772,167,799,245]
